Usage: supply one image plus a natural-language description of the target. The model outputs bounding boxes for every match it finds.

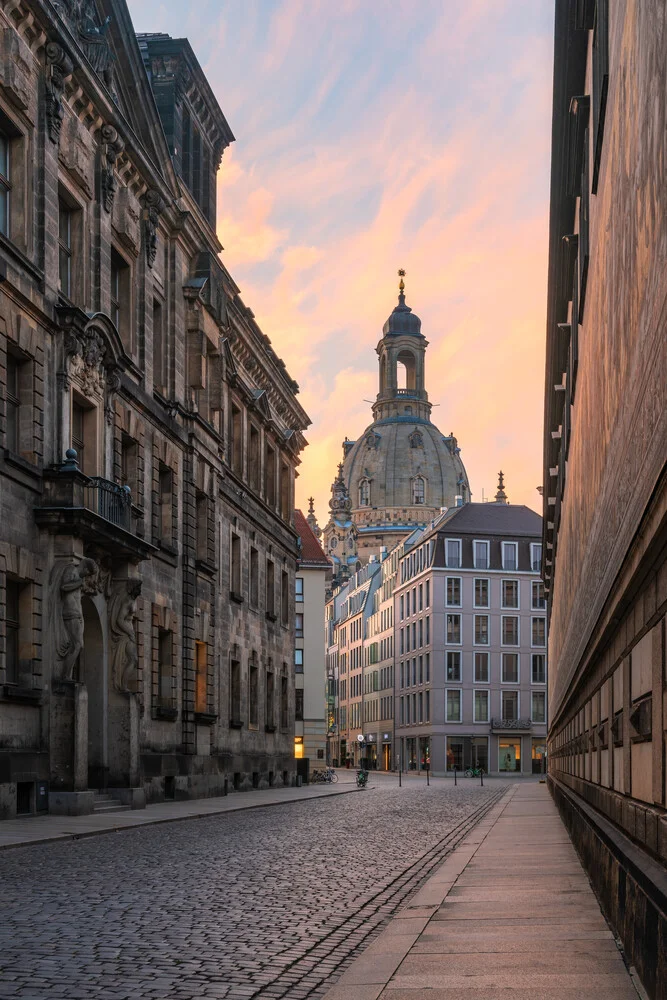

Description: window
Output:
[248,661,259,729]
[4,579,20,685]
[473,540,489,569]
[196,492,210,563]
[281,570,289,627]
[230,533,241,597]
[280,462,290,521]
[502,652,519,684]
[399,595,404,620]
[412,477,425,504]
[265,559,275,617]
[446,651,461,682]
[280,672,288,729]
[230,658,241,722]
[445,539,461,568]
[0,128,10,236]
[157,628,173,706]
[152,300,166,393]
[157,464,173,545]
[446,689,462,722]
[58,199,72,298]
[295,688,304,722]
[532,581,546,610]
[474,689,489,723]
[295,576,304,601]
[502,689,519,720]
[531,617,546,647]
[248,423,260,492]
[425,580,430,607]
[501,580,519,609]
[265,666,275,728]
[110,248,131,349]
[294,649,304,674]
[194,641,207,714]
[502,541,518,571]
[231,405,243,476]
[532,691,546,724]
[120,434,138,495]
[359,479,370,506]
[295,613,304,638]
[474,651,489,683]
[474,614,489,646]
[530,543,542,573]
[446,577,461,607]
[265,443,276,506]
[474,578,489,608]
[5,352,20,454]
[71,396,96,475]
[502,615,519,646]
[531,654,546,685]
[446,613,461,644]
[425,616,430,645]
[250,547,259,606]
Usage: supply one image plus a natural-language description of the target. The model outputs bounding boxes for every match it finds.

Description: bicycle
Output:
[464,765,485,778]
[324,767,338,783]
[356,768,369,788]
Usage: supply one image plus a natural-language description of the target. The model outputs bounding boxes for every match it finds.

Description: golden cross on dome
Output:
[398,268,406,293]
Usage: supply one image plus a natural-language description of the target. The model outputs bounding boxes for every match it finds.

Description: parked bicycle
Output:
[356,768,369,788]
[464,765,485,778]
[310,768,338,783]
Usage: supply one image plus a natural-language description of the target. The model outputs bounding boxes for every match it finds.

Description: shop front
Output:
[382,732,392,771]
[498,739,521,773]
[446,736,489,773]
[419,736,430,770]
[532,738,547,774]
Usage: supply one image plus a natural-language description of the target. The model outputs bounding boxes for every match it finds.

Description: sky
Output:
[128,0,555,522]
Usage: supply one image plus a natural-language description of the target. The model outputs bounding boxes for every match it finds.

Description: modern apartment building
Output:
[544,3,667,993]
[294,510,329,767]
[394,492,546,776]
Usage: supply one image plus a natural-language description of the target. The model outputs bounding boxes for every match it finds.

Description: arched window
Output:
[359,479,371,506]
[397,350,416,391]
[412,476,425,505]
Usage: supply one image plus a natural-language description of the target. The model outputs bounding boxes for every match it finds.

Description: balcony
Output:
[491,718,533,734]
[35,453,155,561]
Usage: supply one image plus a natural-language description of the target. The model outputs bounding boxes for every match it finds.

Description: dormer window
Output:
[359,479,371,506]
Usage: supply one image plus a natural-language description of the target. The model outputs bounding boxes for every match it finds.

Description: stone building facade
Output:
[394,495,546,776]
[323,274,469,580]
[0,0,308,819]
[544,3,667,996]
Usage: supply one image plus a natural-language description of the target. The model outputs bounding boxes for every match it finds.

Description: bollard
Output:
[480,769,484,787]
[426,765,430,786]
[399,762,402,787]
[454,768,457,786]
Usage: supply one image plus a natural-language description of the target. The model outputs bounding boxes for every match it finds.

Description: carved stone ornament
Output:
[100,124,124,213]
[109,579,141,692]
[54,0,116,98]
[45,42,74,145]
[409,428,424,449]
[51,558,98,681]
[58,307,127,409]
[142,189,164,268]
[365,431,381,450]
[328,463,353,516]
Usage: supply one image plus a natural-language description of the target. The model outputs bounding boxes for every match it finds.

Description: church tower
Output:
[325,272,470,567]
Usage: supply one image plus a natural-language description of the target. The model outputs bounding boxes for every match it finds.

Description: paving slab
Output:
[320,783,640,1000]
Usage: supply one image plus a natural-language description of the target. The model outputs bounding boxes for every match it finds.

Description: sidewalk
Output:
[323,783,641,1000]
[0,777,358,850]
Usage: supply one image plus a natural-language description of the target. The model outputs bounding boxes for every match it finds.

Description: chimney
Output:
[380,546,388,561]
[455,495,463,507]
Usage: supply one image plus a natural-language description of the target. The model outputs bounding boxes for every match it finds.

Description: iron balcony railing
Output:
[84,477,132,530]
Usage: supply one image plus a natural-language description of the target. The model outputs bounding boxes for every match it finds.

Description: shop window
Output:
[474,651,489,683]
[281,570,289,626]
[248,660,258,729]
[295,688,304,722]
[446,651,461,682]
[501,580,519,609]
[531,654,546,684]
[249,546,259,606]
[194,641,207,714]
[446,577,461,606]
[474,578,489,608]
[499,740,521,771]
[230,658,241,723]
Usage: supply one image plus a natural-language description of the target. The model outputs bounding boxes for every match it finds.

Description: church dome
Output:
[343,417,468,515]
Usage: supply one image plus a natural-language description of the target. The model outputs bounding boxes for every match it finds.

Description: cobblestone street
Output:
[0,777,505,1000]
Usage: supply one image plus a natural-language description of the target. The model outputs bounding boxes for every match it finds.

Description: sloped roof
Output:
[435,502,542,537]
[295,510,330,567]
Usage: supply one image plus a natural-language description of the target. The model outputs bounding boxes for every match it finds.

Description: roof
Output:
[432,502,542,537]
[295,510,330,567]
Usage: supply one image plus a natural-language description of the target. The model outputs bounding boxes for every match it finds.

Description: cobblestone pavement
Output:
[0,778,506,1000]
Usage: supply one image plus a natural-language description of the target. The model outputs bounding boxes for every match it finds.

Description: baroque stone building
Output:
[323,273,469,580]
[544,3,666,996]
[0,0,309,819]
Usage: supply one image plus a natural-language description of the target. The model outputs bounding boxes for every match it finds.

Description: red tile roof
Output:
[294,509,330,567]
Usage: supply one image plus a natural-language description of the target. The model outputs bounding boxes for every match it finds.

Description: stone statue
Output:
[52,558,98,680]
[109,580,141,692]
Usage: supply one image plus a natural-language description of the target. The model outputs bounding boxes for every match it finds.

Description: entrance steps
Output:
[92,791,132,814]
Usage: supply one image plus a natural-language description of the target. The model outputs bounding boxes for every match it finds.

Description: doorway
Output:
[81,596,107,789]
